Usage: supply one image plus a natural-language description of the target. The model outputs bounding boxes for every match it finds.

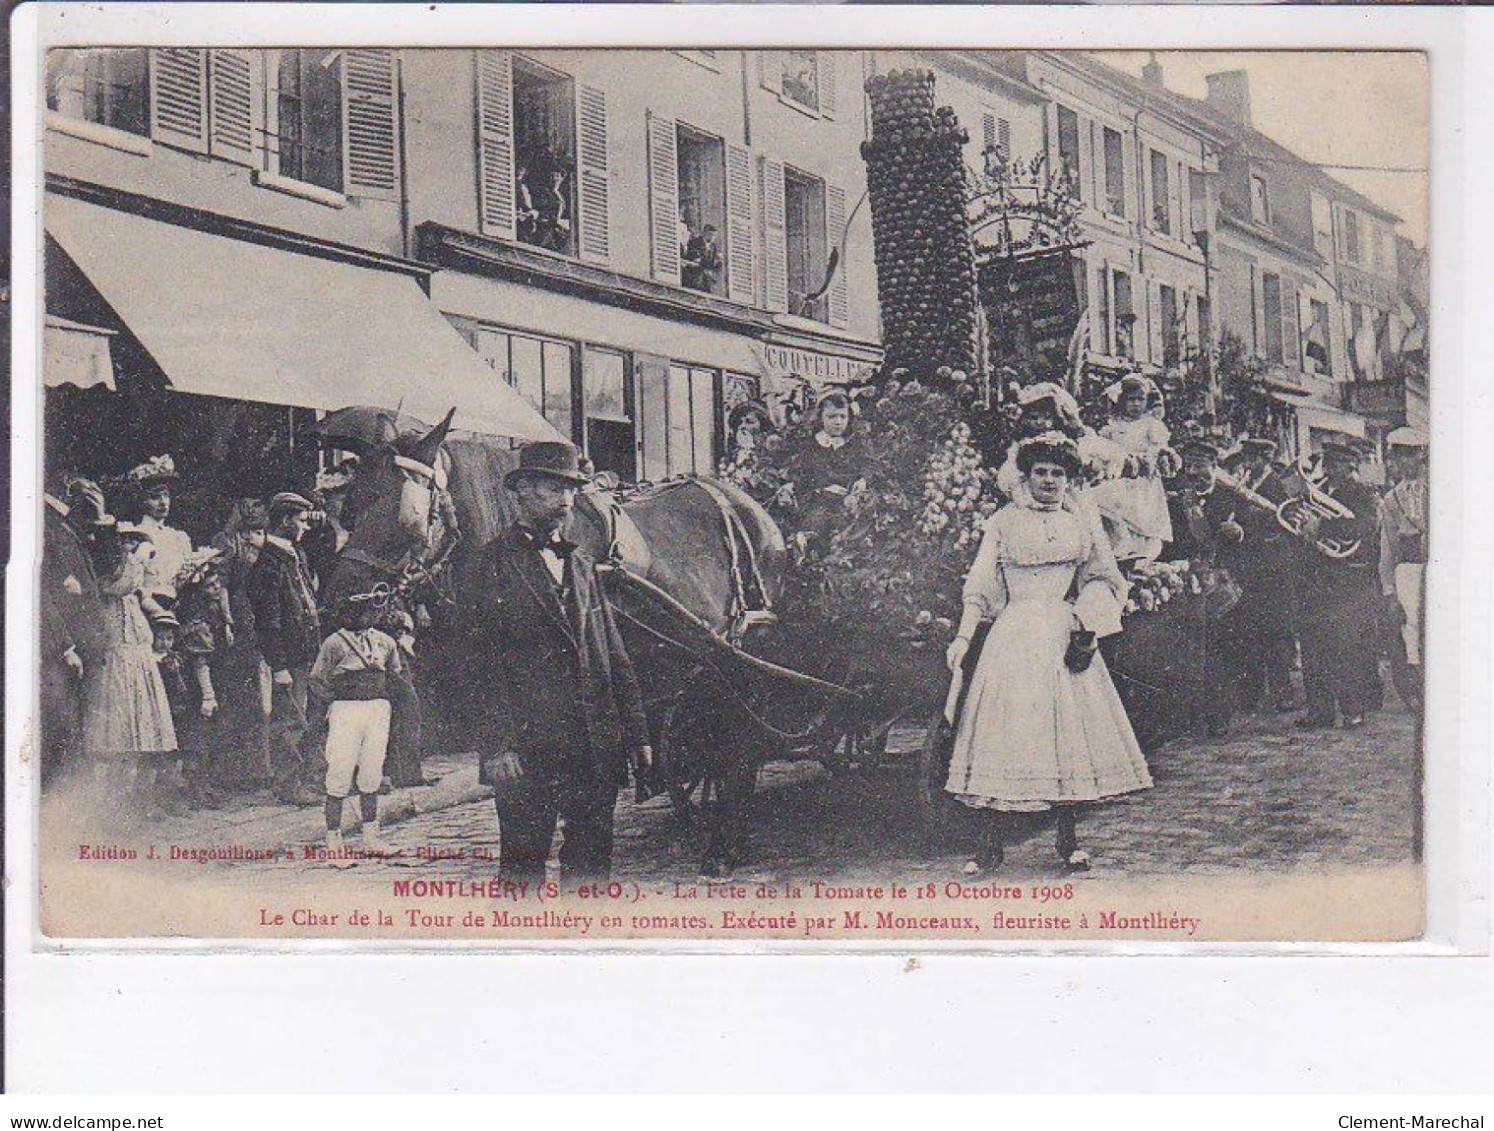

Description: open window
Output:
[1112,269,1135,360]
[273,49,344,192]
[1103,127,1126,218]
[782,51,820,113]
[1160,284,1180,369]
[676,124,728,298]
[785,165,828,322]
[1150,149,1171,234]
[1056,105,1082,201]
[1262,272,1284,363]
[512,56,578,257]
[1251,173,1272,226]
[47,49,150,138]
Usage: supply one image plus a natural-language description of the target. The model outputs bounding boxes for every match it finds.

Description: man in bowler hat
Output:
[467,441,652,881]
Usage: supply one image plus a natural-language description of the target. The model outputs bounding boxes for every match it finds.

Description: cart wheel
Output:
[917,714,961,850]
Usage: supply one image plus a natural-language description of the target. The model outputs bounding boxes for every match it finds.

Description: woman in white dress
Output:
[1087,375,1176,567]
[945,434,1153,874]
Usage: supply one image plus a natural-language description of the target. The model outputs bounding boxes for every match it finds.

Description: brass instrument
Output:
[1213,467,1363,561]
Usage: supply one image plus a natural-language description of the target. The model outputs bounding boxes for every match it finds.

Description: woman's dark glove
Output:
[1064,630,1098,674]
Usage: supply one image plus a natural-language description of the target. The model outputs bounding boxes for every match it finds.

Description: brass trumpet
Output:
[1213,468,1362,560]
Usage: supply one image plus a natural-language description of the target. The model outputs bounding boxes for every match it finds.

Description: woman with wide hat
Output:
[120,455,195,615]
[943,433,1152,874]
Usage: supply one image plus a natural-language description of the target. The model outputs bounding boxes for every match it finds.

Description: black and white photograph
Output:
[24,38,1433,942]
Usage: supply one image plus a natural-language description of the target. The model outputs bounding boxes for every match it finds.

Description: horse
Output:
[326,411,802,877]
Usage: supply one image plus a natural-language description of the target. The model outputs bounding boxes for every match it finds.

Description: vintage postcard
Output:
[26,36,1431,944]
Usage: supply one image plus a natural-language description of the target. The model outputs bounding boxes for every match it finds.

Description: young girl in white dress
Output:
[1087,375,1176,566]
[945,434,1153,874]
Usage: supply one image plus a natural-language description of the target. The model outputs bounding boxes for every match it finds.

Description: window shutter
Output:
[758,51,783,95]
[475,50,516,240]
[576,84,611,264]
[982,113,997,154]
[762,158,789,314]
[818,52,837,118]
[207,50,260,167]
[998,118,1011,159]
[342,49,400,200]
[726,143,755,305]
[150,48,208,154]
[827,183,849,328]
[647,112,680,284]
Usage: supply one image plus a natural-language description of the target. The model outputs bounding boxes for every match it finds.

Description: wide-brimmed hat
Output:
[727,399,773,436]
[124,454,179,487]
[115,521,154,543]
[504,441,591,489]
[1016,381,1082,425]
[148,608,180,631]
[1015,431,1083,477]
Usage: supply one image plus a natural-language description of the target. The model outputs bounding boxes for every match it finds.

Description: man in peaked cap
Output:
[247,491,322,805]
[1293,435,1385,730]
[464,441,652,882]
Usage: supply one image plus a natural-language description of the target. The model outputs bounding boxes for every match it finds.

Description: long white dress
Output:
[945,501,1152,812]
[1087,415,1174,563]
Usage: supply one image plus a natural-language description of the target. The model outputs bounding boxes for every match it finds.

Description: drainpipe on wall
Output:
[740,51,753,149]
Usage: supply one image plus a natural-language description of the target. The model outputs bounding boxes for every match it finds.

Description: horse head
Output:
[336,408,457,585]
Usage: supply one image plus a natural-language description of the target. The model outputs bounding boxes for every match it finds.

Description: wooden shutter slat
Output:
[208,49,260,167]
[818,52,836,118]
[827,182,849,328]
[577,84,610,264]
[475,50,516,240]
[726,144,755,305]
[647,113,680,284]
[150,48,208,154]
[762,158,788,313]
[342,49,399,200]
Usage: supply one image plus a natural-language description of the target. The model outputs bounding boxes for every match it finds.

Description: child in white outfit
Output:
[310,587,401,863]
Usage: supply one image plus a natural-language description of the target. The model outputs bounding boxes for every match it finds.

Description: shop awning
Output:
[44,316,115,390]
[45,194,563,443]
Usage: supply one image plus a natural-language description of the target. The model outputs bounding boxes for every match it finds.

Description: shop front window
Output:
[583,348,634,482]
[47,48,149,137]
[467,325,575,438]
[513,57,578,257]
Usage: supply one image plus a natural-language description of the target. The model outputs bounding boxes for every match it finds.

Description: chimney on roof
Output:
[1142,53,1164,88]
[1205,69,1252,127]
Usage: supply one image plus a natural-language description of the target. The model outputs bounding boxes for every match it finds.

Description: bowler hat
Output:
[504,441,591,489]
[1319,436,1364,461]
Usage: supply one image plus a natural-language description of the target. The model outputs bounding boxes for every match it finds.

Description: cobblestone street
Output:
[177,685,1420,892]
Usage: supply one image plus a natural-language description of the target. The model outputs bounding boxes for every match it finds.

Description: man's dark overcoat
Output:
[245,539,322,672]
[466,525,649,787]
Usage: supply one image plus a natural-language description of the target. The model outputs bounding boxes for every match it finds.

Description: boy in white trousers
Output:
[310,586,401,864]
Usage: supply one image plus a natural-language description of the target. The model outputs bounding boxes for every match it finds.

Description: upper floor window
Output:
[1250,173,1271,226]
[512,57,578,257]
[1261,271,1284,363]
[1311,192,1333,254]
[1056,105,1082,201]
[1305,298,1332,377]
[274,49,343,192]
[1372,228,1386,272]
[1188,168,1208,240]
[1343,209,1361,264]
[1111,268,1135,360]
[1103,126,1126,217]
[47,48,148,137]
[982,112,1011,174]
[1150,149,1171,234]
[782,51,820,113]
[785,166,829,322]
[677,124,728,298]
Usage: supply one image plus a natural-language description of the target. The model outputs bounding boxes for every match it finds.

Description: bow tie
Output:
[520,527,576,559]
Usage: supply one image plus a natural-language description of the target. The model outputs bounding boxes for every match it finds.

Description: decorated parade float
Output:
[718,67,1272,827]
